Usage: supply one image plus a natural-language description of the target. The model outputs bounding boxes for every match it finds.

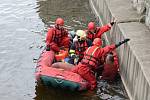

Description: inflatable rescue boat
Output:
[35,50,89,91]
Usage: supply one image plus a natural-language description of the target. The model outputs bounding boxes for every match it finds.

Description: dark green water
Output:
[0,0,128,99]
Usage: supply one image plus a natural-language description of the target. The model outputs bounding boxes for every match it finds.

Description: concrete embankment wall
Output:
[89,0,150,100]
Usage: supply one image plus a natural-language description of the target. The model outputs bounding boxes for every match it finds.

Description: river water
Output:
[0,0,128,100]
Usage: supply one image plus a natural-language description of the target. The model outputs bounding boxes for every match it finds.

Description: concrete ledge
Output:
[90,0,150,100]
[106,0,141,22]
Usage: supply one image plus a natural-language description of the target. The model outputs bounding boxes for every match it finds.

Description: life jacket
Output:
[81,46,101,70]
[86,27,100,41]
[74,41,88,58]
[52,27,68,44]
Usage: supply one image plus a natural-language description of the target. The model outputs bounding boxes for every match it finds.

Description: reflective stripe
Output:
[85,46,99,55]
[69,49,75,54]
[92,47,99,55]
[85,47,91,54]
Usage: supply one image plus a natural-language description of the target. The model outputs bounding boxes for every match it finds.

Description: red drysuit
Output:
[71,44,116,90]
[86,24,112,41]
[46,27,70,52]
[101,50,119,81]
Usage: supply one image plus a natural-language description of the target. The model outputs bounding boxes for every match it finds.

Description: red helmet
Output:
[88,22,95,30]
[93,38,102,46]
[55,18,64,26]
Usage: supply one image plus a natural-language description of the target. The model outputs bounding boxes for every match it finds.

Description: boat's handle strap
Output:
[54,79,64,84]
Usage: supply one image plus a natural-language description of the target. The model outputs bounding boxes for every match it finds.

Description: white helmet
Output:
[76,30,86,41]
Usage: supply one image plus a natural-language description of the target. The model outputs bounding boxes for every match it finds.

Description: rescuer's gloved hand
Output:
[110,22,115,26]
[110,17,116,26]
[115,38,130,48]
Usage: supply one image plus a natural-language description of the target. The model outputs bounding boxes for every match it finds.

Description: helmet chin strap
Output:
[89,30,95,34]
[55,24,63,30]
[55,24,59,29]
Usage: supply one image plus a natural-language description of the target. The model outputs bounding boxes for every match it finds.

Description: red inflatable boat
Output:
[35,50,89,91]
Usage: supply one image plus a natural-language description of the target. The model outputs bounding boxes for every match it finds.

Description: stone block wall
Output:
[89,0,150,99]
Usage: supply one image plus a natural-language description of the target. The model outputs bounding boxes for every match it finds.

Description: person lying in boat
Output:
[45,18,70,52]
[71,38,130,90]
[69,30,91,64]
[100,50,119,81]
[85,19,116,45]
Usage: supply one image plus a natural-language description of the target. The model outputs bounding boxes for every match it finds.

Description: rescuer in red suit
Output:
[86,21,115,42]
[100,50,119,81]
[71,38,130,90]
[69,30,91,64]
[46,18,70,52]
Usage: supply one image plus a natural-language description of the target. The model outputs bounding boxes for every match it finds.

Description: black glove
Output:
[110,22,115,26]
[46,45,50,51]
[115,38,130,48]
